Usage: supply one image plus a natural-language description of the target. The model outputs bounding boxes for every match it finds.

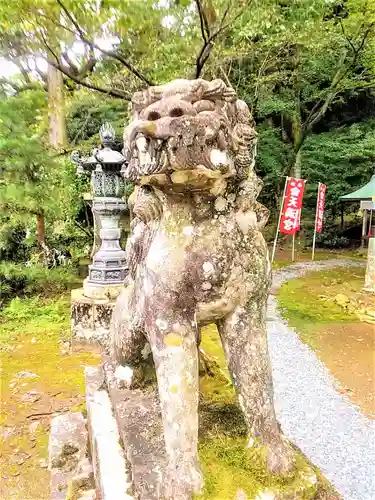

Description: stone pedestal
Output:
[364,237,375,292]
[71,289,116,345]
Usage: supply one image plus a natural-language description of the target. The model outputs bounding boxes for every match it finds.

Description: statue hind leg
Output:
[217,296,293,474]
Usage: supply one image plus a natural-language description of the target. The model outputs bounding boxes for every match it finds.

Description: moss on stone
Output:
[0,294,340,500]
[164,332,183,347]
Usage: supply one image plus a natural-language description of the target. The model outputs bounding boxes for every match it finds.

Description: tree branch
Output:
[195,0,251,78]
[219,1,233,30]
[56,0,154,86]
[77,56,97,79]
[339,18,356,53]
[303,20,374,135]
[46,59,130,100]
[61,50,79,75]
[195,0,210,41]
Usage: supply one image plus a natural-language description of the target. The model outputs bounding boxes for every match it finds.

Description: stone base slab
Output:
[71,288,116,344]
[85,366,133,500]
[102,356,168,499]
[83,279,124,300]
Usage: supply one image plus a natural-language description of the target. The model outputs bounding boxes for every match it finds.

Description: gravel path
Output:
[267,259,375,500]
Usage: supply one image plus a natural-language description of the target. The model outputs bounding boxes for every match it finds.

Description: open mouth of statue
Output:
[127,131,232,180]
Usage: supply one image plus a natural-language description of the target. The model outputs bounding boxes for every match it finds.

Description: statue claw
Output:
[164,460,204,499]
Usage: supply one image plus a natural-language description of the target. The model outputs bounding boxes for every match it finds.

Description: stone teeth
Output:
[135,135,147,153]
[210,148,228,168]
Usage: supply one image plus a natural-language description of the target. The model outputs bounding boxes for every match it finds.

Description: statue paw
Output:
[266,440,294,475]
[164,460,204,498]
[247,435,294,475]
[114,365,143,389]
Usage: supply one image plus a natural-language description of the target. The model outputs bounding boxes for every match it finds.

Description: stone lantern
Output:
[70,123,129,344]
[72,123,128,300]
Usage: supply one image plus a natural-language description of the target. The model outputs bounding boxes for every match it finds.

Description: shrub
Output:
[303,226,350,249]
[0,262,78,307]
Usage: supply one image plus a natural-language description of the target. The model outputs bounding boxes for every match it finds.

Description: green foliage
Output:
[0,262,78,307]
[0,90,59,243]
[302,119,375,217]
[0,90,61,217]
[0,221,29,261]
[66,91,126,145]
[315,232,350,249]
[303,225,351,248]
[0,294,69,323]
[0,89,93,260]
[256,124,293,216]
[257,118,375,220]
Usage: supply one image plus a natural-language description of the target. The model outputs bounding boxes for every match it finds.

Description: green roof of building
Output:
[340,174,375,201]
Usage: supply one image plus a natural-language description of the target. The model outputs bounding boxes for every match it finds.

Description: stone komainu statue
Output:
[109,79,292,497]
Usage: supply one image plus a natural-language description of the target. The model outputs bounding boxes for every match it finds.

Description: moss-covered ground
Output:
[0,295,100,500]
[278,266,374,417]
[272,248,363,270]
[199,325,339,499]
[0,292,339,499]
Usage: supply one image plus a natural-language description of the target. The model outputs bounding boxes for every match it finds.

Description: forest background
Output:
[0,0,374,266]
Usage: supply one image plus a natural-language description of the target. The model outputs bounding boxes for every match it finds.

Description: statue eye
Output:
[169,107,184,117]
[148,111,160,121]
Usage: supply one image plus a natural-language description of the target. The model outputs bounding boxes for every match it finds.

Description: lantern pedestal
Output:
[364,237,375,293]
[71,288,116,344]
[83,282,124,301]
[83,198,128,300]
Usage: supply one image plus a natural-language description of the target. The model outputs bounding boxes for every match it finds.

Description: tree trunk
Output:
[47,63,67,149]
[38,60,67,265]
[36,212,46,246]
[36,212,49,265]
[292,149,302,178]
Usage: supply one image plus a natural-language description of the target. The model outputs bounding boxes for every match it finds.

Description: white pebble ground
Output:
[267,260,375,500]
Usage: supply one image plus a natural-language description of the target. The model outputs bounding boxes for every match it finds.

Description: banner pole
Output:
[271,177,289,263]
[368,210,373,236]
[312,182,320,261]
[292,233,295,261]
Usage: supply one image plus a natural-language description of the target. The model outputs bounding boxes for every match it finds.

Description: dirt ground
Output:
[278,265,375,419]
[314,322,375,417]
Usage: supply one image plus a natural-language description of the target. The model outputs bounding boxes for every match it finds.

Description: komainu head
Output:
[123,79,257,191]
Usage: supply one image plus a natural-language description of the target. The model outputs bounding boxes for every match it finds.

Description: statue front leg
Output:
[109,285,150,387]
[217,297,293,474]
[146,306,203,498]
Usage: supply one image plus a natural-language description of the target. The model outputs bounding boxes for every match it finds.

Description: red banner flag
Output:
[279,177,306,235]
[315,183,326,233]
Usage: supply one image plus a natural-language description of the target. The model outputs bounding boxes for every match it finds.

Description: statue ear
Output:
[235,100,254,126]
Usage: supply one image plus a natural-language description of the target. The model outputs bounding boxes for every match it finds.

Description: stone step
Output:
[48,412,94,500]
